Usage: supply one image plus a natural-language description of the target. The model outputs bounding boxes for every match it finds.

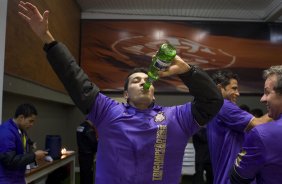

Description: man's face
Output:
[221,79,240,103]
[18,115,36,131]
[261,75,282,120]
[124,72,155,109]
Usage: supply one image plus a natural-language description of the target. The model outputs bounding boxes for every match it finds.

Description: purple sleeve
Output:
[176,103,200,136]
[86,93,121,128]
[219,100,253,132]
[233,128,265,179]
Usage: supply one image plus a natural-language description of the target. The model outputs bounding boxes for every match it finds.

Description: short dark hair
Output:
[239,104,250,112]
[250,108,263,118]
[211,70,239,88]
[124,67,148,91]
[14,103,38,118]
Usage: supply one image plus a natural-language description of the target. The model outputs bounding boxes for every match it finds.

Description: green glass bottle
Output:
[143,43,177,90]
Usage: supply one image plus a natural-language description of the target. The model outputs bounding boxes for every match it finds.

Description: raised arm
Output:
[245,113,272,131]
[159,55,223,126]
[180,66,223,125]
[18,1,99,114]
[18,1,54,44]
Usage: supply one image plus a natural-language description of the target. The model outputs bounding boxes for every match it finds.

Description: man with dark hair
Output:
[230,65,282,183]
[76,120,98,184]
[207,70,271,184]
[18,2,223,183]
[0,103,47,184]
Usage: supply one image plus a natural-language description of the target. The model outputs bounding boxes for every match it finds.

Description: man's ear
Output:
[18,114,25,120]
[16,114,25,124]
[217,84,222,90]
[123,91,128,101]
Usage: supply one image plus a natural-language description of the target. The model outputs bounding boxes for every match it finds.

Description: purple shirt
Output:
[234,114,282,184]
[207,99,253,184]
[87,93,200,184]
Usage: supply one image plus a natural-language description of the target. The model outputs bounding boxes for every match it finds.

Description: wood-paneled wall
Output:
[5,0,81,93]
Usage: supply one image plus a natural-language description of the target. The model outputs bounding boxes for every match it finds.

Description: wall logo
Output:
[112,36,235,70]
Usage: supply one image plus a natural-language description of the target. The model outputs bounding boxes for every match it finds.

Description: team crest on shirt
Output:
[154,112,166,123]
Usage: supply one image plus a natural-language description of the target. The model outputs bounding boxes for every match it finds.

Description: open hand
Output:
[18,1,54,43]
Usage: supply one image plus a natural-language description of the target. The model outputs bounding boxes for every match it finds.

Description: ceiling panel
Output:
[76,0,282,22]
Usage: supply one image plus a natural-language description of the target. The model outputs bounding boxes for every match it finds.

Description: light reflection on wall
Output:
[194,31,208,42]
[153,30,165,40]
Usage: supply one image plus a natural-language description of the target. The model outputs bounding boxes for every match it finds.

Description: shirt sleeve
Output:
[175,103,200,136]
[87,93,121,128]
[233,128,266,179]
[219,100,253,132]
[0,128,16,152]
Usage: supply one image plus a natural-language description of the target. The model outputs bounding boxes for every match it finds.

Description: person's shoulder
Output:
[247,121,282,149]
[162,103,193,115]
[256,119,282,131]
[217,99,236,113]
[0,121,15,137]
[223,100,251,114]
[99,92,121,104]
[0,119,12,128]
[223,99,236,106]
[248,120,280,141]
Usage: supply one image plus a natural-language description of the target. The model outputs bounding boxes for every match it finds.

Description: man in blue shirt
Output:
[207,70,271,184]
[18,2,223,183]
[0,103,47,184]
[230,65,282,184]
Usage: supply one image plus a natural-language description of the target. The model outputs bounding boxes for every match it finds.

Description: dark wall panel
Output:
[5,0,81,93]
